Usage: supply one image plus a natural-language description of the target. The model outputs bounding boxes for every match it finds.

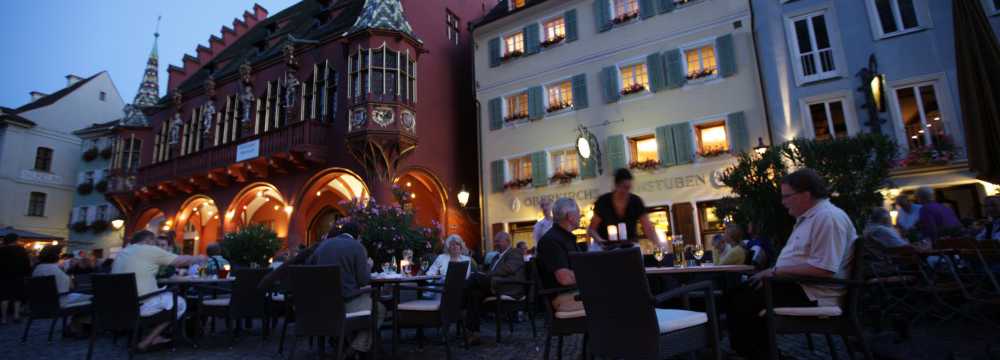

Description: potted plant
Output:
[95,180,108,193]
[612,11,639,24]
[546,101,572,113]
[697,147,730,158]
[549,170,579,184]
[77,182,94,195]
[504,112,529,122]
[220,224,282,268]
[686,68,717,81]
[100,147,113,159]
[90,219,109,233]
[82,147,98,162]
[71,221,89,233]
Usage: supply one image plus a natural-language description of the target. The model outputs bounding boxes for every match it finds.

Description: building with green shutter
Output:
[472,0,770,252]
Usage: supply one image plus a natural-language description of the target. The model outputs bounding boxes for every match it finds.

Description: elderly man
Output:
[894,195,922,232]
[464,231,525,344]
[726,169,857,360]
[977,196,1000,241]
[915,186,962,242]
[533,197,555,246]
[113,230,207,350]
[536,197,585,315]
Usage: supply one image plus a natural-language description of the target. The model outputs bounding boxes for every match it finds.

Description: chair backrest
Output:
[91,273,141,331]
[24,276,61,318]
[530,259,558,322]
[229,268,270,318]
[439,261,469,324]
[290,265,346,337]
[571,247,659,358]
[844,237,868,314]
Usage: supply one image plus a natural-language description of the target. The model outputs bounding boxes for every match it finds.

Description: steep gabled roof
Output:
[13,72,103,113]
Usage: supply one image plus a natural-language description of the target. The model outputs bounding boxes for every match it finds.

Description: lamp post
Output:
[857,54,887,134]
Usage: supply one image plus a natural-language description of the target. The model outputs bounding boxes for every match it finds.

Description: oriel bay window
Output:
[684,44,718,80]
[895,83,946,150]
[546,80,573,112]
[550,148,579,183]
[807,99,849,140]
[695,121,729,157]
[629,135,660,169]
[620,62,649,95]
[787,11,839,83]
[348,47,416,103]
[505,92,529,122]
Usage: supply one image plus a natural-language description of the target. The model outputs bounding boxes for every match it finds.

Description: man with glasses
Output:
[726,168,857,360]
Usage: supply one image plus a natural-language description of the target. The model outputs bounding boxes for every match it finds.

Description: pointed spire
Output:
[133,16,161,109]
[348,0,420,41]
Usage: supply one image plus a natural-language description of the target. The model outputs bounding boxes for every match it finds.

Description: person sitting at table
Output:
[915,186,962,242]
[32,245,91,335]
[976,196,1000,241]
[718,224,748,266]
[865,207,929,252]
[745,222,776,270]
[305,221,383,358]
[203,243,230,275]
[894,194,922,232]
[426,234,473,278]
[710,234,726,265]
[587,169,660,249]
[113,230,207,351]
[726,169,858,360]
[537,197,586,315]
[482,237,500,271]
[463,231,525,345]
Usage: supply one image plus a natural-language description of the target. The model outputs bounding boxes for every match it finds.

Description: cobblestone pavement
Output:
[3,315,997,359]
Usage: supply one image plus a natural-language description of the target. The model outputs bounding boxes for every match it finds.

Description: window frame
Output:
[543,78,574,114]
[502,90,530,124]
[99,91,107,101]
[681,40,719,82]
[626,133,660,165]
[34,147,53,172]
[502,30,526,58]
[506,154,534,183]
[798,91,859,140]
[610,0,640,22]
[27,192,46,217]
[617,60,650,96]
[548,146,580,181]
[691,118,730,158]
[864,0,928,40]
[540,15,567,46]
[783,7,845,85]
[886,75,957,152]
[446,10,460,45]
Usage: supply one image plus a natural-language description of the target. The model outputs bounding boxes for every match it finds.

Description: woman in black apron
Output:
[587,169,659,250]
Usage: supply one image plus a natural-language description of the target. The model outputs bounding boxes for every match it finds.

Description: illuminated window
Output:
[446,11,460,45]
[895,83,945,149]
[510,0,526,10]
[629,135,659,163]
[619,63,648,93]
[684,45,717,80]
[504,32,525,56]
[509,155,533,181]
[807,100,848,140]
[543,17,566,43]
[551,148,579,174]
[546,81,573,112]
[695,122,729,156]
[505,92,529,121]
[613,0,639,17]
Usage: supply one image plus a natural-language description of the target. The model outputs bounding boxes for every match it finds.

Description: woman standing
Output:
[0,233,31,324]
[587,169,659,249]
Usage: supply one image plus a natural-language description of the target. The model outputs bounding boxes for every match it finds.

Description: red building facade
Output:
[111,0,486,254]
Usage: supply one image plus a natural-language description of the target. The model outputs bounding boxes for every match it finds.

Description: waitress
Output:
[587,168,660,249]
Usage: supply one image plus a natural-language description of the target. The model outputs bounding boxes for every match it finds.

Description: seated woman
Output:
[426,234,473,278]
[718,224,748,266]
[31,245,92,335]
[865,207,929,254]
[203,243,230,275]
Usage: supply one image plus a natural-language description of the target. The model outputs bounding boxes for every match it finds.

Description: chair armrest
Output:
[138,289,174,302]
[537,286,576,295]
[652,281,714,306]
[397,285,444,294]
[767,275,864,287]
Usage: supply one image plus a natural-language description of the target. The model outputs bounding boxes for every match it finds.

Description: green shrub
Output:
[220,224,281,267]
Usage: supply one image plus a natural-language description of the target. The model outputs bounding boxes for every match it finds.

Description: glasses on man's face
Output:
[781,191,802,199]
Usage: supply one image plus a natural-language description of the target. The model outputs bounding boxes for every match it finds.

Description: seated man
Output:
[718,224,748,266]
[203,243,230,275]
[536,197,585,316]
[464,231,525,344]
[113,230,206,350]
[305,222,384,358]
[726,169,857,360]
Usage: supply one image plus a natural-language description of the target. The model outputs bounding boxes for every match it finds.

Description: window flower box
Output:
[503,178,532,190]
[898,136,958,168]
[612,11,639,25]
[501,50,524,62]
[620,83,646,96]
[546,102,572,113]
[686,68,717,81]
[697,148,730,158]
[70,221,89,233]
[549,170,579,184]
[90,219,109,233]
[540,35,566,48]
[82,148,98,162]
[504,112,529,122]
[95,180,108,193]
[77,182,94,195]
[100,146,113,159]
[629,159,660,170]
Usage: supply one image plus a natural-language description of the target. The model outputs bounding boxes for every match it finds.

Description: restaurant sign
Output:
[236,139,260,162]
[512,170,728,211]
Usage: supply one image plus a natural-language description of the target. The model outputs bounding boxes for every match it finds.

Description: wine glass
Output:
[693,244,705,265]
[381,262,392,274]
[420,259,431,274]
[653,246,665,264]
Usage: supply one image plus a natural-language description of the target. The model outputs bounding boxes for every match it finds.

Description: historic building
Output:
[753,0,1000,219]
[473,0,770,251]
[110,0,487,254]
[0,72,125,243]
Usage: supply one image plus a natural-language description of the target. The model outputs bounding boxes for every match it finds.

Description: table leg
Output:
[392,285,400,357]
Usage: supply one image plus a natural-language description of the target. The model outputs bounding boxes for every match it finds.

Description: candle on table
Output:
[607,225,618,241]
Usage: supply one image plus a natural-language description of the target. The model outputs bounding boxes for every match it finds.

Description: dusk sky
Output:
[0,0,299,109]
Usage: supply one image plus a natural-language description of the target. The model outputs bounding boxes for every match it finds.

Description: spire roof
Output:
[348,0,419,40]
[132,17,161,110]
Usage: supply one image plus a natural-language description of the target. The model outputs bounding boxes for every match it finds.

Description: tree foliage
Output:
[221,223,282,267]
[337,185,441,266]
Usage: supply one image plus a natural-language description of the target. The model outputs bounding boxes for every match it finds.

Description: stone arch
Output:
[395,166,449,232]
[131,207,166,239]
[224,182,291,238]
[293,168,371,246]
[175,195,222,255]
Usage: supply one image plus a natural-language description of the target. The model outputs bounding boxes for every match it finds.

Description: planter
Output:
[686,68,717,81]
[77,182,94,195]
[549,171,578,184]
[503,178,532,190]
[540,35,566,48]
[697,148,730,158]
[629,160,660,171]
[95,180,108,193]
[546,102,572,113]
[100,147,112,159]
[621,84,646,96]
[82,148,98,162]
[612,12,638,25]
[504,113,529,122]
[90,220,109,233]
[501,50,524,62]
[71,221,89,233]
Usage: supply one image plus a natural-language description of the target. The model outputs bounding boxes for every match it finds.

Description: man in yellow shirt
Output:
[718,224,748,266]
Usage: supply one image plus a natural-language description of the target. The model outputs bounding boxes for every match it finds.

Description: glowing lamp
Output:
[577,136,591,159]
[457,187,470,207]
[111,219,125,230]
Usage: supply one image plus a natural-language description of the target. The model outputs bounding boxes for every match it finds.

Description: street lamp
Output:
[857,54,887,134]
[457,186,470,208]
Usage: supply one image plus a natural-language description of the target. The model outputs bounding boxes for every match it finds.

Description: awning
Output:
[0,226,63,242]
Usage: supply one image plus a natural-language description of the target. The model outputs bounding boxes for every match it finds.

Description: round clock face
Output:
[401,111,416,132]
[350,109,367,131]
[373,108,394,127]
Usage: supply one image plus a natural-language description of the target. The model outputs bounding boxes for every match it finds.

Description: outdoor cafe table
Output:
[369,274,442,356]
[156,276,236,347]
[645,264,755,306]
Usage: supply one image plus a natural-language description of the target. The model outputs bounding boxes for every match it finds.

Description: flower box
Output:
[546,102,572,113]
[95,180,108,193]
[629,159,660,170]
[100,147,112,159]
[620,84,646,96]
[71,221,89,233]
[82,148,98,162]
[697,148,730,158]
[90,220,109,233]
[897,135,958,168]
[503,178,533,190]
[77,182,94,195]
[686,68,717,81]
[501,50,524,62]
[504,113,529,122]
[540,35,566,48]
[549,171,579,184]
[612,11,639,25]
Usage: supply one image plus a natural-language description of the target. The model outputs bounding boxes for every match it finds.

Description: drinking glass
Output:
[671,238,685,267]
[653,247,665,264]
[420,259,431,274]
[382,262,392,274]
[693,244,705,264]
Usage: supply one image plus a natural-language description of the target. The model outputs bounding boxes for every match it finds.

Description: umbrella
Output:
[954,0,1000,184]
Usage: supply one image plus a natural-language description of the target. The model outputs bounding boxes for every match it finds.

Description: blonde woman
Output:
[426,234,472,279]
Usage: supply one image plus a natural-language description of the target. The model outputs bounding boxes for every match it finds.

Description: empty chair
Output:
[285,265,374,360]
[394,261,469,360]
[198,268,271,344]
[571,247,721,360]
[86,273,178,360]
[20,275,91,343]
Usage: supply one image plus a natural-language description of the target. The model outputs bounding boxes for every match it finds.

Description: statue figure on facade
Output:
[240,85,254,124]
[284,71,299,109]
[202,102,216,134]
[169,113,183,144]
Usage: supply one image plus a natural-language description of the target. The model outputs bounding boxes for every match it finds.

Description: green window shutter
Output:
[655,125,676,167]
[727,111,749,154]
[524,23,540,55]
[716,34,737,78]
[606,135,627,172]
[639,0,656,19]
[579,153,597,179]
[488,38,502,68]
[565,9,579,42]
[600,66,620,103]
[657,0,675,13]
[671,123,693,165]
[593,0,612,33]
[646,53,665,92]
[491,159,505,193]
[528,86,544,120]
[532,151,549,187]
[488,97,503,130]
[571,74,589,110]
[664,49,686,89]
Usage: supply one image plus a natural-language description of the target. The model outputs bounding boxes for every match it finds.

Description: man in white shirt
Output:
[532,198,554,245]
[726,169,857,360]
[895,195,922,232]
[112,230,206,350]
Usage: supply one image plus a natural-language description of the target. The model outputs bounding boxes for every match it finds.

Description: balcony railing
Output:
[138,120,330,186]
